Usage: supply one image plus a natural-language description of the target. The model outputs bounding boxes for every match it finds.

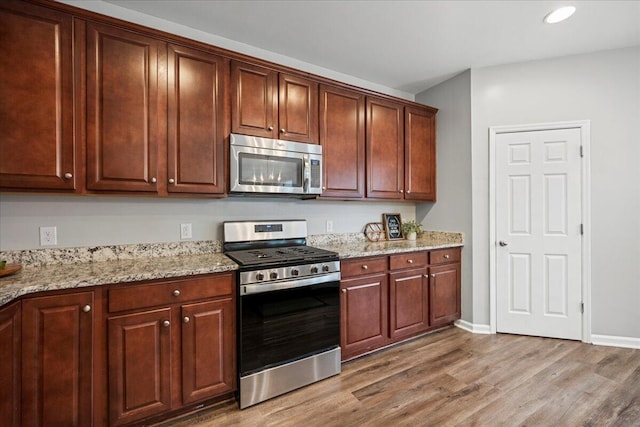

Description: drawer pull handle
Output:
[150,177,157,183]
[163,320,170,327]
[172,289,181,297]
[341,289,347,293]
[431,274,436,279]
[168,178,175,184]
[407,259,414,264]
[280,128,286,133]
[183,316,190,323]
[82,304,91,313]
[444,254,450,259]
[362,265,368,270]
[64,172,73,180]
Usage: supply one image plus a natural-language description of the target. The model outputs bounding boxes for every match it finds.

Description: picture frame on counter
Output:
[382,213,403,240]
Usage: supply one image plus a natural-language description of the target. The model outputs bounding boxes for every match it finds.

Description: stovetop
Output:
[225,245,338,268]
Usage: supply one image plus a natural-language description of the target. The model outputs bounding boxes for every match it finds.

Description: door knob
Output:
[499,241,508,247]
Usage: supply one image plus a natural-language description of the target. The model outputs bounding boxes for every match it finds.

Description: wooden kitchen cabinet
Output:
[107,273,235,426]
[0,301,21,427]
[405,106,437,201]
[319,85,366,198]
[21,291,95,427]
[340,258,388,360]
[429,249,461,327]
[167,43,228,194]
[231,60,319,144]
[0,1,76,191]
[86,20,165,192]
[389,252,429,340]
[366,97,404,199]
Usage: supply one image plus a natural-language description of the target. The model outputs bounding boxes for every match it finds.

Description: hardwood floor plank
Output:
[153,328,640,427]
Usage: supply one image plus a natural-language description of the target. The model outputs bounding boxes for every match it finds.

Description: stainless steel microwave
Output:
[229,133,322,197]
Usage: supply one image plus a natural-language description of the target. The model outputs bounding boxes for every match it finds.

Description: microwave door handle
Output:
[303,155,310,193]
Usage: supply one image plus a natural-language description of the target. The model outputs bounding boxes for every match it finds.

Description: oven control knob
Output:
[270,272,278,280]
[256,272,265,281]
[322,265,330,272]
[291,268,299,276]
[310,266,319,274]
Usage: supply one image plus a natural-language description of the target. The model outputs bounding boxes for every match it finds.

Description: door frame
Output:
[488,120,591,342]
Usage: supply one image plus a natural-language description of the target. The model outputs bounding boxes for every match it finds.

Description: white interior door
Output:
[495,128,582,340]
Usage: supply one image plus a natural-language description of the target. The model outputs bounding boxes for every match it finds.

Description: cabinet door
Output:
[366,97,404,199]
[167,44,228,194]
[405,106,436,201]
[231,61,278,139]
[22,292,94,427]
[340,273,388,360]
[0,301,21,427]
[86,21,163,192]
[278,73,318,144]
[319,85,365,198]
[108,308,172,426]
[389,268,429,339]
[429,263,461,327]
[181,298,235,405]
[0,2,75,190]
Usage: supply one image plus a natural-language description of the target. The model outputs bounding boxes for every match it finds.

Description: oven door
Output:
[238,280,340,376]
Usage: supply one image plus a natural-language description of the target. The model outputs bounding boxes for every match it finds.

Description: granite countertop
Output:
[0,231,463,306]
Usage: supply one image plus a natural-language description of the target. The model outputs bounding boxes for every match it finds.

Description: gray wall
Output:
[415,70,473,323]
[0,194,414,250]
[471,46,640,338]
[421,46,639,339]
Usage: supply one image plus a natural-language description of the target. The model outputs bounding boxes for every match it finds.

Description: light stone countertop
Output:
[0,231,463,306]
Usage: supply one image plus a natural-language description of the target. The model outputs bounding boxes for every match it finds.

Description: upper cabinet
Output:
[85,21,164,192]
[404,106,436,201]
[167,44,228,194]
[366,97,404,200]
[319,85,365,198]
[231,61,319,144]
[0,1,76,191]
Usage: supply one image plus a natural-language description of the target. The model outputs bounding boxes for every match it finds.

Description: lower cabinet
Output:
[21,291,96,426]
[341,248,461,360]
[0,301,21,427]
[107,273,235,426]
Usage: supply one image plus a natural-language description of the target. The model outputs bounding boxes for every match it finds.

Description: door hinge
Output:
[580,224,584,235]
[580,145,584,158]
[580,302,584,314]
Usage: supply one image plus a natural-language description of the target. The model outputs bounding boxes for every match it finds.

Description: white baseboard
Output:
[591,334,640,349]
[454,319,492,334]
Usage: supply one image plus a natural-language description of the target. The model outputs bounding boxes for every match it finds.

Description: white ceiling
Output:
[103,0,640,94]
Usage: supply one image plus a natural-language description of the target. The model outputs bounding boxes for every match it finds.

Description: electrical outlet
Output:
[39,226,57,246]
[326,220,334,233]
[180,223,192,240]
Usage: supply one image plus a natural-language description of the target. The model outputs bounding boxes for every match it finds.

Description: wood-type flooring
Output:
[157,327,640,426]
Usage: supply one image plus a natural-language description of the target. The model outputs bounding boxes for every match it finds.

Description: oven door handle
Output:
[240,272,341,295]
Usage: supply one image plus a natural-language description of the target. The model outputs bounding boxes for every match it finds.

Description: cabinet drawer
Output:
[341,256,387,278]
[389,251,428,270]
[109,273,233,312]
[430,248,461,265]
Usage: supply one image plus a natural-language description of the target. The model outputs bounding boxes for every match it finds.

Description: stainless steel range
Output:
[223,220,341,409]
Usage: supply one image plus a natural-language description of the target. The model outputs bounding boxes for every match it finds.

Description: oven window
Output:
[238,153,302,187]
[239,282,339,376]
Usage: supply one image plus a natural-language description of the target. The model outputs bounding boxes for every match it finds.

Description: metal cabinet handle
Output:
[399,189,404,193]
[423,274,429,279]
[407,190,411,194]
[341,289,347,293]
[444,254,450,259]
[280,128,286,133]
[499,241,508,247]
[168,178,175,184]
[150,177,157,183]
[268,126,274,131]
[163,320,170,327]
[322,186,326,190]
[183,316,190,323]
[431,274,436,278]
[407,259,414,264]
[64,172,73,180]
[172,289,180,297]
[362,265,368,270]
[82,304,91,313]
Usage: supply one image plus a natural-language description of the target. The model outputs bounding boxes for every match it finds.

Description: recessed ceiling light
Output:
[544,6,576,24]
